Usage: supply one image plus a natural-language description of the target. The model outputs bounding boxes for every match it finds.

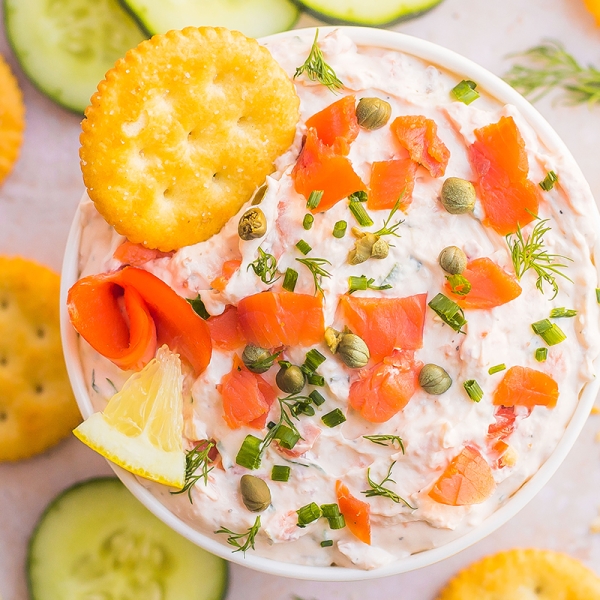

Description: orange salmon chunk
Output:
[336,481,371,545]
[305,94,359,154]
[493,366,559,408]
[367,158,417,211]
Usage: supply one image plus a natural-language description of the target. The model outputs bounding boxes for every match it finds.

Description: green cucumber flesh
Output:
[292,0,444,26]
[120,0,300,39]
[27,478,228,600]
[4,0,147,113]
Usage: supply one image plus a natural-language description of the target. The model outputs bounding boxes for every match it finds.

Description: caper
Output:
[251,184,267,205]
[348,231,382,265]
[240,475,271,512]
[337,333,370,369]
[440,177,476,214]
[418,364,452,395]
[238,207,267,240]
[276,364,306,394]
[242,344,273,374]
[438,246,467,275]
[356,97,392,130]
[371,237,389,259]
[324,327,344,354]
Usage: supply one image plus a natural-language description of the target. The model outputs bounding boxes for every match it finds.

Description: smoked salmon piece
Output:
[113,240,173,266]
[339,294,427,362]
[468,116,541,235]
[487,406,517,440]
[493,366,559,408]
[446,257,522,309]
[67,267,212,373]
[367,158,417,211]
[349,350,421,423]
[210,259,242,292]
[237,291,324,349]
[292,128,366,213]
[336,481,371,545]
[207,305,246,351]
[428,445,496,506]
[390,115,450,178]
[305,95,359,154]
[218,357,276,430]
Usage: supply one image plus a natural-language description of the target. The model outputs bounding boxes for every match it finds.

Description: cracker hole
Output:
[34,384,44,395]
[36,328,46,339]
[163,188,174,199]
[0,356,7,366]
[0,298,8,310]
[0,411,6,422]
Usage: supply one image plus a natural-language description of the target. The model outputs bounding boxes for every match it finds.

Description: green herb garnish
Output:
[309,390,326,406]
[297,502,322,527]
[488,364,507,375]
[321,408,346,428]
[236,435,262,470]
[463,379,484,402]
[446,274,471,296]
[296,257,332,295]
[531,318,566,346]
[91,370,99,393]
[307,190,324,210]
[303,213,314,230]
[171,441,215,502]
[215,516,261,555]
[362,461,415,508]
[296,239,312,255]
[271,465,291,482]
[106,378,118,394]
[320,503,346,530]
[283,268,299,292]
[186,294,210,319]
[349,200,374,227]
[506,218,572,300]
[320,540,334,547]
[504,40,600,105]
[596,288,600,304]
[333,220,347,238]
[294,30,344,92]
[373,196,405,238]
[348,275,392,294]
[349,190,368,202]
[549,307,577,318]
[363,435,405,453]
[248,248,279,285]
[428,293,467,333]
[451,79,480,104]
[535,347,548,362]
[303,349,326,372]
[539,171,558,191]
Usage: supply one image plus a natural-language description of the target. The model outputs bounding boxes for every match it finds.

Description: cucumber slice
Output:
[120,0,300,39]
[27,478,228,600]
[4,0,147,113]
[291,0,444,26]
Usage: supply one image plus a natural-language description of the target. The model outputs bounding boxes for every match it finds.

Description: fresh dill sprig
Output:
[170,441,215,503]
[260,395,309,454]
[504,40,600,105]
[215,516,261,555]
[248,248,279,285]
[363,435,405,454]
[373,196,405,238]
[294,29,344,93]
[296,257,332,295]
[362,461,415,508]
[506,218,572,300]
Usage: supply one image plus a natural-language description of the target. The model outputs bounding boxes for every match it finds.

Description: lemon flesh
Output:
[74,346,185,488]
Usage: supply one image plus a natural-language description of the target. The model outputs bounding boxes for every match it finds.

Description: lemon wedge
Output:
[73,346,185,488]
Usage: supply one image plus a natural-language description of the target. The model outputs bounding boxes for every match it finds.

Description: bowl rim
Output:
[60,25,600,582]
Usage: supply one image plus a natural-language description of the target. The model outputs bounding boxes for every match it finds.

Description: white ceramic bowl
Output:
[60,26,600,581]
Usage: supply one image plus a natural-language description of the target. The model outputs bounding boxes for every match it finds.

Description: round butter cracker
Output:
[80,27,300,251]
[0,54,25,186]
[0,257,81,461]
[437,548,600,599]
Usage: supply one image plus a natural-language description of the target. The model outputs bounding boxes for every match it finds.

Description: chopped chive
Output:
[348,275,368,292]
[428,293,467,333]
[322,408,346,428]
[271,465,291,482]
[596,288,600,303]
[327,515,346,530]
[531,319,566,345]
[306,372,325,386]
[451,79,480,104]
[307,190,323,210]
[273,425,301,450]
[445,274,471,296]
[309,390,326,406]
[296,239,312,255]
[488,363,506,375]
[282,268,298,292]
[186,294,210,319]
[267,421,277,430]
[348,200,374,227]
[303,213,314,230]
[539,170,558,191]
[235,435,262,469]
[349,190,368,203]
[549,307,577,318]
[320,503,341,519]
[333,220,347,238]
[535,347,548,362]
[304,349,326,372]
[320,540,334,547]
[463,379,484,402]
[297,502,322,527]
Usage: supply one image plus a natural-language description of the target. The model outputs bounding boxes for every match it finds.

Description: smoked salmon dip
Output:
[70,29,600,570]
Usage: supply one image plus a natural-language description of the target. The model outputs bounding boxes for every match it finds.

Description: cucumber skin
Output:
[290,0,444,27]
[117,0,301,38]
[26,477,229,600]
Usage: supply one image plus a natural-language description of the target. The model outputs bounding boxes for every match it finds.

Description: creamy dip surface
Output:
[76,30,600,570]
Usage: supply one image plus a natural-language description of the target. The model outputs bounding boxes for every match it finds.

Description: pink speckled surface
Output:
[1,1,599,598]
